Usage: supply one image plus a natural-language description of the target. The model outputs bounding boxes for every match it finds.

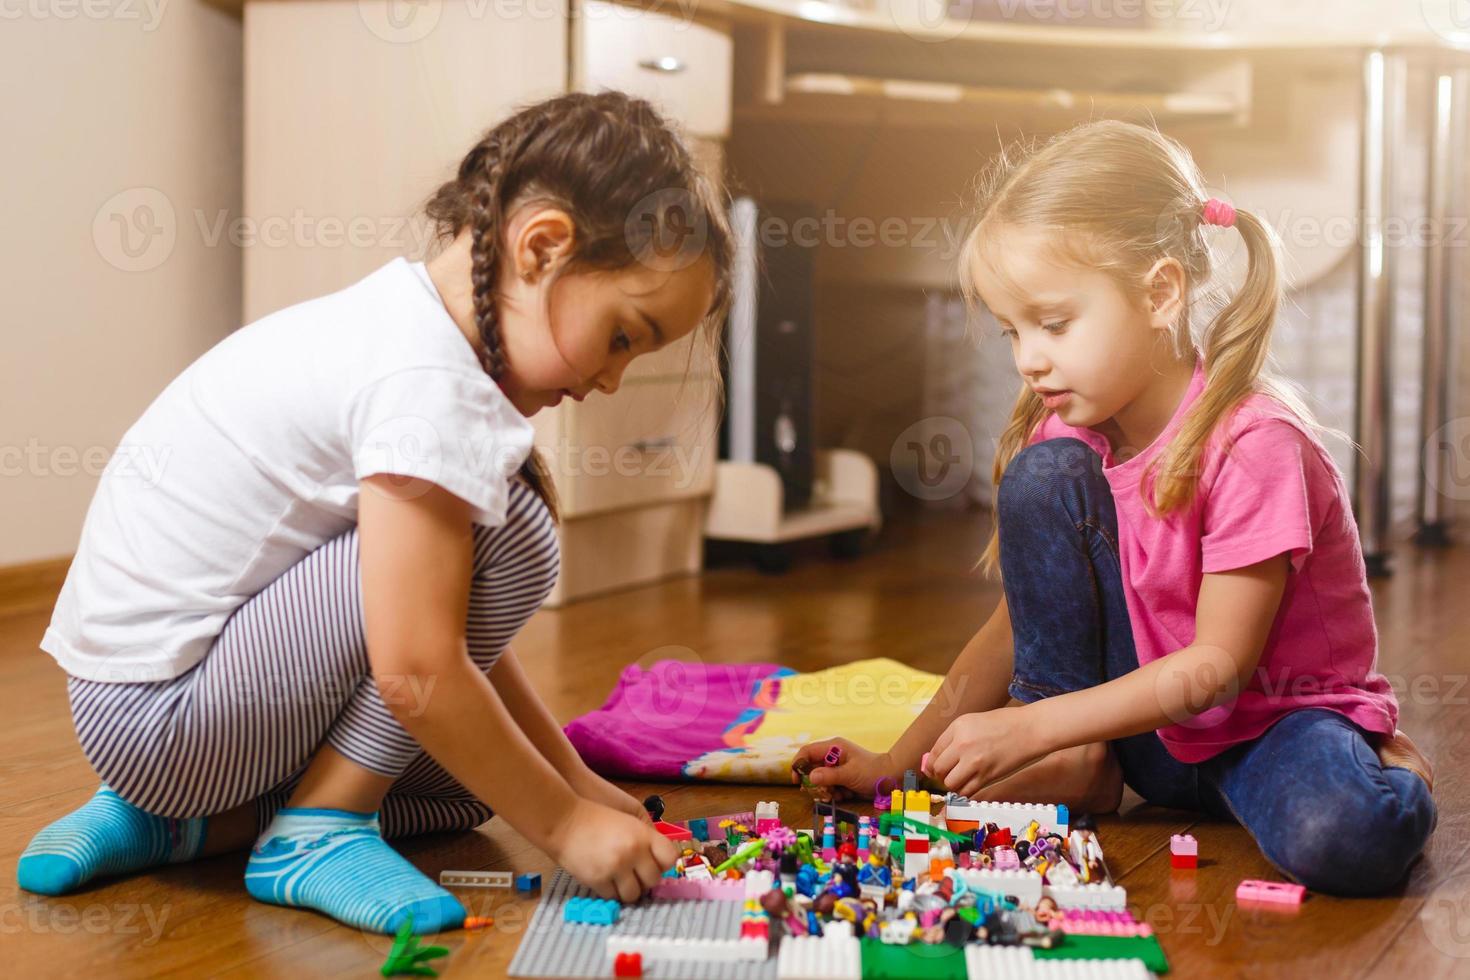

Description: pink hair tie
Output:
[1201,197,1236,228]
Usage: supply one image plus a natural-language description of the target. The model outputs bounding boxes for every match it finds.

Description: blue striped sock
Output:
[244,807,464,935]
[17,785,207,896]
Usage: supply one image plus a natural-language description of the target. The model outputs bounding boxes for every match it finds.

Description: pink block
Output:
[1235,879,1305,905]
[649,879,744,902]
[1170,834,1198,856]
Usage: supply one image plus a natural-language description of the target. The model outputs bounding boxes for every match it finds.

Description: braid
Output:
[468,137,510,380]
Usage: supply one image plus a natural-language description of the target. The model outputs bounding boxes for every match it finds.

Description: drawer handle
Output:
[632,437,677,452]
[638,56,687,74]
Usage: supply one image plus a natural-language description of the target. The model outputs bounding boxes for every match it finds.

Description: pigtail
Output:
[1144,206,1282,517]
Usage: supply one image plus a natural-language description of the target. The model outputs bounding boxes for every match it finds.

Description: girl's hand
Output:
[928,706,1050,799]
[548,799,679,903]
[790,737,899,803]
[569,767,653,824]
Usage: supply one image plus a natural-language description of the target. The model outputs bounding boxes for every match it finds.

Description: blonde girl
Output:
[795,119,1435,896]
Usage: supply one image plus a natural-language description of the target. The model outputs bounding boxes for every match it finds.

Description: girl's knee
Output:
[1267,787,1435,897]
[998,438,1103,513]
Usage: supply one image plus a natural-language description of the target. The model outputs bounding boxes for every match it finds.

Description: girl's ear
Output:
[510,207,577,283]
[1143,257,1186,331]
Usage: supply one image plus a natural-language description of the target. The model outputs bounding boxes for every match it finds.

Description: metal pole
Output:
[1416,67,1464,547]
[1354,49,1402,577]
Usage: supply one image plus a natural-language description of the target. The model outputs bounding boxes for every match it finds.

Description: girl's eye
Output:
[1042,320,1070,334]
[613,328,632,353]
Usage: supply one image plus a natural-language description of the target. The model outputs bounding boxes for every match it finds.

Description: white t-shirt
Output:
[42,257,536,683]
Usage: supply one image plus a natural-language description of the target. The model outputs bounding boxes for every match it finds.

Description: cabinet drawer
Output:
[575,0,732,138]
[553,377,719,518]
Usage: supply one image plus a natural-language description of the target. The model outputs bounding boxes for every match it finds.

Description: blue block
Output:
[1056,805,1069,830]
[515,872,542,893]
[564,896,620,926]
[689,818,709,842]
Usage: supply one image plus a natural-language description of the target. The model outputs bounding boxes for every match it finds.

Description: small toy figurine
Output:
[643,794,666,822]
[379,914,450,977]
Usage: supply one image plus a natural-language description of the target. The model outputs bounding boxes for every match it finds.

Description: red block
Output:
[653,821,694,841]
[1170,854,1198,869]
[613,951,643,977]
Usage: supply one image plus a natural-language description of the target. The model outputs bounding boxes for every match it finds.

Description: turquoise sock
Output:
[17,785,207,896]
[244,807,464,935]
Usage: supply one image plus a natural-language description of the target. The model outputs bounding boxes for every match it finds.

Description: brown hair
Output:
[423,91,734,521]
[958,120,1351,579]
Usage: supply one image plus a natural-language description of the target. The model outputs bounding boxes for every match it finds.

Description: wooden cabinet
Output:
[573,0,733,138]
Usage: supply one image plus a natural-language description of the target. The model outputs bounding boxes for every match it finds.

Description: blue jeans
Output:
[997,437,1437,897]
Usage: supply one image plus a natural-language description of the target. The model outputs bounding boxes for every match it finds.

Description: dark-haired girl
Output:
[20,91,731,934]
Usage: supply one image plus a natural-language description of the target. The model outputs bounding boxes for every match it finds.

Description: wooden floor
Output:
[2,510,1467,978]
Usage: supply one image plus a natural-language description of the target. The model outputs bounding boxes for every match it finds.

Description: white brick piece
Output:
[744,869,775,897]
[965,945,1152,979]
[944,796,1067,835]
[605,935,767,964]
[776,921,861,979]
[438,869,511,888]
[1042,882,1129,910]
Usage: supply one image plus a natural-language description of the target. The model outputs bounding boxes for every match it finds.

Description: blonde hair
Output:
[960,120,1352,580]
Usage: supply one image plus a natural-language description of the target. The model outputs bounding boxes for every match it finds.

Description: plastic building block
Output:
[688,817,710,841]
[943,796,1067,836]
[463,916,495,930]
[648,878,745,902]
[653,820,694,842]
[1031,934,1169,974]
[777,920,861,979]
[1041,882,1128,911]
[824,745,844,767]
[973,943,1156,978]
[862,937,966,979]
[1169,833,1197,869]
[379,913,450,977]
[605,935,767,964]
[1236,879,1305,905]
[612,951,643,977]
[564,896,621,926]
[1054,909,1153,937]
[514,872,541,894]
[439,869,512,888]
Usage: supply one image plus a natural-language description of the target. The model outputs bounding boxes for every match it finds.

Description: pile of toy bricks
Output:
[510,771,1168,979]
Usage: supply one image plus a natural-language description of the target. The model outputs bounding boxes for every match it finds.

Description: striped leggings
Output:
[64,481,559,839]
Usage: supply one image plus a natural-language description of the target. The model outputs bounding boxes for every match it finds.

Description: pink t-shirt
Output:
[1026,352,1397,762]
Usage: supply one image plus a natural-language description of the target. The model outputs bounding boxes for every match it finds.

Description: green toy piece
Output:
[712,837,767,875]
[379,914,451,977]
[877,812,972,845]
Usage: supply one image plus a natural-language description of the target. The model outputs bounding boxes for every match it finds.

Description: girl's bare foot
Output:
[1376,729,1434,792]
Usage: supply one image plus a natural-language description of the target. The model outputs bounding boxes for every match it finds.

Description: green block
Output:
[860,938,967,980]
[1033,933,1170,974]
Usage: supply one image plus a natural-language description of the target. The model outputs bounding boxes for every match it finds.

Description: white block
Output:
[607,935,767,964]
[965,945,1152,979]
[1042,882,1128,910]
[944,796,1067,835]
[777,922,861,979]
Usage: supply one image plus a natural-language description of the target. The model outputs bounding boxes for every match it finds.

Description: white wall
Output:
[0,2,243,565]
